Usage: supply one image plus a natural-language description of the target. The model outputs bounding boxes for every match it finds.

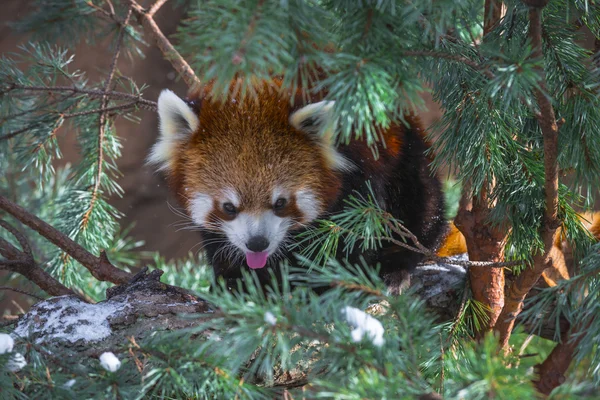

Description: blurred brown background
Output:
[0,0,443,314]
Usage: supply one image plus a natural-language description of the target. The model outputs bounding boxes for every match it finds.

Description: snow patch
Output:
[0,333,14,354]
[64,379,77,388]
[99,352,121,372]
[342,306,385,347]
[13,295,128,344]
[7,352,26,372]
[264,311,277,326]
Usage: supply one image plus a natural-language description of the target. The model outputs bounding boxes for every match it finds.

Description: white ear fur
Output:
[147,89,200,171]
[289,101,335,134]
[290,101,354,172]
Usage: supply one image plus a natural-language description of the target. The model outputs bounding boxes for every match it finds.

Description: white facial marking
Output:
[222,188,240,207]
[271,186,289,204]
[221,211,290,256]
[296,189,321,223]
[189,193,213,226]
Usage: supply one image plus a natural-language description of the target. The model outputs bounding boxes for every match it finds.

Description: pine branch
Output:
[483,0,504,35]
[129,0,201,89]
[383,216,520,269]
[84,0,117,22]
[4,84,157,110]
[1,100,142,142]
[231,0,266,65]
[0,220,74,297]
[401,50,495,80]
[62,100,141,118]
[0,102,141,142]
[495,0,562,351]
[81,4,133,230]
[0,195,133,285]
[450,0,507,337]
[0,124,42,141]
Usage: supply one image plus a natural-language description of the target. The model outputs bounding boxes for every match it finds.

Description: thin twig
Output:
[147,0,169,17]
[0,93,75,124]
[330,281,385,297]
[0,125,37,141]
[6,84,157,110]
[0,286,44,301]
[449,280,472,337]
[62,100,140,118]
[0,101,142,142]
[382,217,521,269]
[0,315,22,328]
[129,0,202,89]
[85,0,115,21]
[82,5,133,230]
[401,50,495,79]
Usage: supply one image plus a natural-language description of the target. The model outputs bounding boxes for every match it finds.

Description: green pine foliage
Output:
[1,0,600,398]
[0,261,551,399]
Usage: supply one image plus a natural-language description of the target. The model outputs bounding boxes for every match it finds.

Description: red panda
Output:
[149,78,447,289]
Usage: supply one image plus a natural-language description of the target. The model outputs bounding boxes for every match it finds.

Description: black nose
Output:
[246,236,269,252]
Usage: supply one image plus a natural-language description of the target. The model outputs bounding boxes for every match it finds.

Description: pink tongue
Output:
[246,251,269,269]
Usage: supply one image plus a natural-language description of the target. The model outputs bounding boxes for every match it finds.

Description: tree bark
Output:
[453,0,508,336]
[534,325,582,395]
[495,1,561,351]
[455,196,507,334]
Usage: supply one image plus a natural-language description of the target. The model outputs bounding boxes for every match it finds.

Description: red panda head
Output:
[148,83,351,269]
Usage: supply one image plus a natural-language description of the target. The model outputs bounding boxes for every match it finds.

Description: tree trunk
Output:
[455,198,507,334]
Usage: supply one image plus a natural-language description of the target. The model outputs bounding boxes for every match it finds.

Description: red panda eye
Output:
[274,198,287,210]
[223,202,237,215]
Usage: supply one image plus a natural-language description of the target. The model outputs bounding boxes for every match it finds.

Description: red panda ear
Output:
[289,100,335,136]
[290,101,353,172]
[147,89,200,171]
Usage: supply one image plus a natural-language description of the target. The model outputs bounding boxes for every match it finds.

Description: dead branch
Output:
[382,216,520,269]
[495,0,561,351]
[129,0,202,90]
[147,0,169,17]
[0,220,74,297]
[0,195,133,285]
[0,286,44,301]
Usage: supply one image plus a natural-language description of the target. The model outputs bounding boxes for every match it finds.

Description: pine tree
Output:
[1,0,599,398]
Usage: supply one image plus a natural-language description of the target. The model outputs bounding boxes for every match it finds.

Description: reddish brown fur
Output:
[156,77,449,289]
[166,80,342,227]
